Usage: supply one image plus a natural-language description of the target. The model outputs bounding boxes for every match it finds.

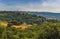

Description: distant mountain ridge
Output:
[28,12,60,19]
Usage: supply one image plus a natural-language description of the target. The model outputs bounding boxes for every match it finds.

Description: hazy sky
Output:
[0,0,60,12]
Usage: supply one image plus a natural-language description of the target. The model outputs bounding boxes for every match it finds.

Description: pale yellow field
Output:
[0,22,8,27]
[12,24,32,29]
[0,22,32,29]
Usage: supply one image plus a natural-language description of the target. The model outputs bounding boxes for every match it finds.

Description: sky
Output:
[0,0,60,12]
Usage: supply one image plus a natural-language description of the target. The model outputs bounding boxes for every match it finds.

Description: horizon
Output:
[0,11,60,13]
[0,0,60,13]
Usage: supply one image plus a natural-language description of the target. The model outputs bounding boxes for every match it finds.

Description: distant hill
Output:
[28,12,60,19]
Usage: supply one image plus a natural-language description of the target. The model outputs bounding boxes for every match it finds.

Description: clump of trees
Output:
[47,19,60,23]
[0,11,46,26]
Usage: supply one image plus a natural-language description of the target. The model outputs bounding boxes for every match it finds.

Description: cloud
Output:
[0,0,60,13]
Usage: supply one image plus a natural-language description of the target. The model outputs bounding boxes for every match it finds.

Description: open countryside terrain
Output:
[0,11,60,39]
